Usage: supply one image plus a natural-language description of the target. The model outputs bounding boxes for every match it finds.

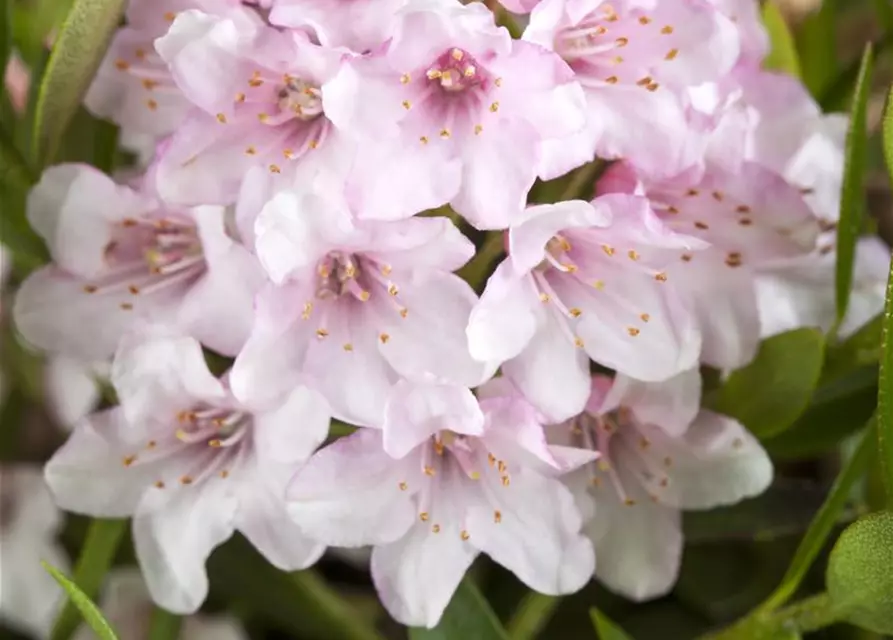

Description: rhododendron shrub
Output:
[2,0,892,638]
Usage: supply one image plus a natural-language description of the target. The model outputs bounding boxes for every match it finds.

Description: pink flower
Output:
[152,10,354,205]
[85,0,258,157]
[45,357,109,430]
[287,379,596,628]
[706,0,769,67]
[45,330,329,613]
[523,0,739,178]
[557,371,772,600]
[231,188,493,426]
[269,0,410,50]
[467,197,703,422]
[74,569,249,640]
[13,164,263,360]
[0,465,69,638]
[323,0,586,228]
[598,160,820,370]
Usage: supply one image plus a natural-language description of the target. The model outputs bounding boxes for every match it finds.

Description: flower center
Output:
[426,48,484,93]
[82,217,206,310]
[276,77,324,122]
[314,252,370,301]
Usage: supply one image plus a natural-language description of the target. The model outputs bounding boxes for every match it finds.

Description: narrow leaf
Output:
[761,2,801,77]
[507,592,559,640]
[43,562,119,640]
[0,123,35,191]
[883,87,893,189]
[797,0,837,98]
[876,251,893,506]
[712,328,825,439]
[50,519,126,640]
[872,0,893,35]
[31,0,126,166]
[834,43,874,331]
[759,421,875,613]
[590,609,634,640]
[409,578,509,640]
[0,0,11,80]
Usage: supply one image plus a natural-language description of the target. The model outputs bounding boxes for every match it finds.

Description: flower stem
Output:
[506,592,560,640]
[701,592,843,640]
[289,570,386,640]
[50,519,127,640]
[457,231,506,292]
[559,159,606,202]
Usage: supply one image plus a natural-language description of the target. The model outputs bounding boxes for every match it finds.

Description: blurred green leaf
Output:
[31,0,126,166]
[507,593,559,640]
[43,562,119,640]
[684,480,846,543]
[764,366,878,459]
[758,422,875,613]
[796,0,837,98]
[876,252,893,506]
[0,0,11,81]
[824,316,883,380]
[0,123,35,191]
[872,0,893,34]
[885,87,893,189]
[834,43,873,332]
[208,535,383,640]
[761,1,800,77]
[712,329,825,439]
[827,512,893,634]
[410,578,509,640]
[50,519,126,640]
[590,609,634,640]
[148,608,181,640]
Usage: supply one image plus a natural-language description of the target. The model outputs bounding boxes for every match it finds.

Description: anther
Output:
[122,455,137,467]
[627,327,640,336]
[460,530,470,541]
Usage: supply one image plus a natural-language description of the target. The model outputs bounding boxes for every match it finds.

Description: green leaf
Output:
[590,609,634,640]
[796,0,837,98]
[147,608,182,640]
[761,2,800,77]
[834,43,874,333]
[31,0,126,166]
[0,0,11,82]
[0,123,35,191]
[876,251,893,506]
[409,578,509,640]
[506,592,559,640]
[872,0,893,35]
[758,422,875,613]
[884,87,893,192]
[50,519,126,640]
[43,562,119,640]
[712,329,825,439]
[827,512,893,634]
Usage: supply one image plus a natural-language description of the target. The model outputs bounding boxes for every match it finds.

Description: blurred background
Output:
[2,0,893,638]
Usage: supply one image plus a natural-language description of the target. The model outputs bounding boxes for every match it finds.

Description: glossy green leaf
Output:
[712,329,825,439]
[758,422,875,613]
[147,608,182,640]
[409,579,509,640]
[31,0,126,166]
[827,512,893,633]
[761,2,800,77]
[43,562,119,640]
[50,519,126,640]
[590,609,634,640]
[834,43,874,332]
[876,251,893,506]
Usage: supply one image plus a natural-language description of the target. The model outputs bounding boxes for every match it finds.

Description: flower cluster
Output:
[13,0,888,629]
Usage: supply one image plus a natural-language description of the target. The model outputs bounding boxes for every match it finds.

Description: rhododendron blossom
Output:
[45,331,328,613]
[233,188,492,425]
[288,379,596,627]
[557,371,772,599]
[153,10,354,205]
[323,0,586,228]
[524,0,739,177]
[14,164,263,360]
[467,196,702,421]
